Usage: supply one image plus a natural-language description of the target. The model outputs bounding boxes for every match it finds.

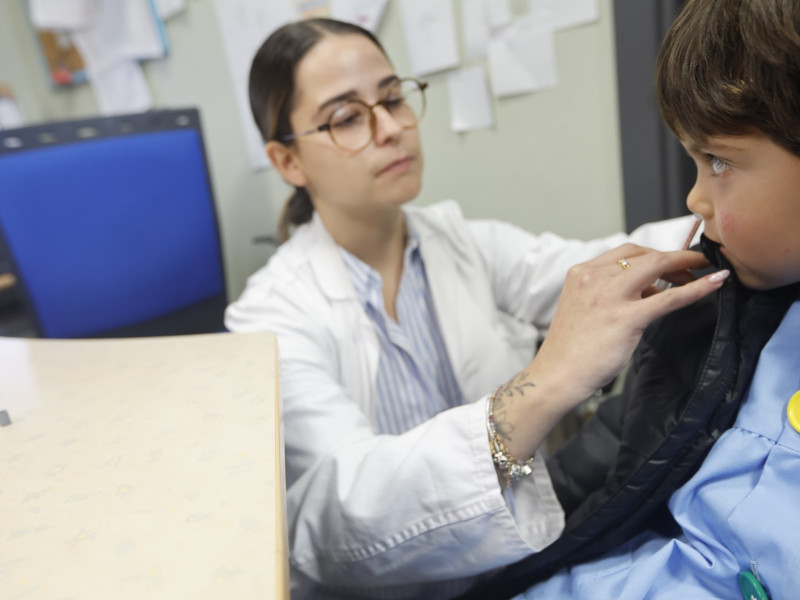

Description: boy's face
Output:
[683,132,800,290]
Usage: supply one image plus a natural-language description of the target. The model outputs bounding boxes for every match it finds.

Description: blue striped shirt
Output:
[339,227,463,435]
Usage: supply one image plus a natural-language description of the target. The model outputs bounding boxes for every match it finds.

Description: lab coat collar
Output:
[302,212,359,302]
[303,210,425,303]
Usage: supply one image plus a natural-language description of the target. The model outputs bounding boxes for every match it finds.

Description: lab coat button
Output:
[787,390,800,434]
[738,570,770,600]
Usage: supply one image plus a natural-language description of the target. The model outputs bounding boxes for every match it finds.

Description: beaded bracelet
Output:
[486,393,534,489]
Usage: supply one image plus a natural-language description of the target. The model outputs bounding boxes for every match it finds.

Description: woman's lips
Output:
[379,156,413,175]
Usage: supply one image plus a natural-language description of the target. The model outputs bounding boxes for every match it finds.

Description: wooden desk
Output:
[0,332,288,599]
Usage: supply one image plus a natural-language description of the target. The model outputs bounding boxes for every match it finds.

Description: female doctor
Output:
[224,17,727,600]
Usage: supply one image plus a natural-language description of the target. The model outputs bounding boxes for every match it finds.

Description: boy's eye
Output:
[708,155,728,175]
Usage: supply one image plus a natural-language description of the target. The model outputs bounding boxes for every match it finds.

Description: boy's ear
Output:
[266,141,308,188]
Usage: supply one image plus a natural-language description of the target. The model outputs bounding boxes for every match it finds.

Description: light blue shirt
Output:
[340,227,464,435]
[516,300,800,600]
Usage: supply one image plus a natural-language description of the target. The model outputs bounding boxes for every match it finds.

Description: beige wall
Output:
[0,0,624,299]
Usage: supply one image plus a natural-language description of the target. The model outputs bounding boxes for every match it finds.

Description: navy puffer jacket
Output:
[459,237,799,600]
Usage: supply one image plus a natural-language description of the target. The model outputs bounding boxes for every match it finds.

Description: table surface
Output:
[0,332,288,599]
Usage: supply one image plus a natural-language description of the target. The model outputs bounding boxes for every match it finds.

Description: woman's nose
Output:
[371,105,403,145]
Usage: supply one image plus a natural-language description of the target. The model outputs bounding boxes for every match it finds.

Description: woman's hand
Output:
[532,242,728,406]
[492,243,729,462]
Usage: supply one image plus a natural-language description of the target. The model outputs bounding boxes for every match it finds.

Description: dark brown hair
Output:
[248,18,387,242]
[655,0,800,156]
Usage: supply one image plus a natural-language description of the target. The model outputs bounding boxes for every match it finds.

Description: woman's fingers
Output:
[611,250,711,290]
[634,268,730,324]
[529,246,727,406]
[612,250,725,328]
[581,244,711,286]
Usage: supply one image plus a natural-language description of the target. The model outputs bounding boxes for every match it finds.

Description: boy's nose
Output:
[686,181,713,221]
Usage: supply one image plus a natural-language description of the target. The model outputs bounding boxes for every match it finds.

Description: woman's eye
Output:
[383,97,405,111]
[331,108,365,128]
[709,155,728,175]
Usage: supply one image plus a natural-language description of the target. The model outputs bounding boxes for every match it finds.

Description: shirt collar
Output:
[340,220,421,311]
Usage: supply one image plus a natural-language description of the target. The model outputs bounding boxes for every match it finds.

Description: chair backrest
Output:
[0,108,227,338]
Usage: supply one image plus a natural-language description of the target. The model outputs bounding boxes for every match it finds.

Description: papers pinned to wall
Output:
[73,56,153,115]
[399,0,460,77]
[212,0,296,170]
[462,0,489,60]
[487,0,513,31]
[528,0,599,31]
[71,0,169,114]
[0,84,25,131]
[154,0,186,21]
[488,15,557,98]
[23,0,605,163]
[447,0,600,131]
[330,0,388,32]
[120,1,170,60]
[28,0,168,115]
[447,67,493,132]
[29,0,101,30]
[33,30,87,86]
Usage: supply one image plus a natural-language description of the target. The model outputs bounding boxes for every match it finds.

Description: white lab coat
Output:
[225,200,700,599]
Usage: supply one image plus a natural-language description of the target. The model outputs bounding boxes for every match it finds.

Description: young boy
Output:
[458,0,800,598]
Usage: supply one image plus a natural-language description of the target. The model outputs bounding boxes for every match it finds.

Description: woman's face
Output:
[284,34,423,221]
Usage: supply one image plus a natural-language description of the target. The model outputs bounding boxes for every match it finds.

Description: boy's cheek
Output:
[717,210,740,241]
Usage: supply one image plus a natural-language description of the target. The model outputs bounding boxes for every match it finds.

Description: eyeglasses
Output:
[281,78,428,152]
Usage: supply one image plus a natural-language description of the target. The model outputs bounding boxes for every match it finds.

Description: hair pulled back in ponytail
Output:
[277,188,314,243]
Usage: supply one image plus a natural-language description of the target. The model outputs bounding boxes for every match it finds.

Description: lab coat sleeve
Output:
[287,397,563,587]
[466,214,702,327]
[225,270,564,588]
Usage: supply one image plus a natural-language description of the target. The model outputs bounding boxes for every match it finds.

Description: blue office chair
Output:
[0,108,227,338]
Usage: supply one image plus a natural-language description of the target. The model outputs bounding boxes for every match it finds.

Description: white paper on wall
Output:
[528,0,598,31]
[330,0,388,32]
[488,15,557,98]
[75,55,153,115]
[447,66,493,132]
[487,0,512,31]
[29,0,102,30]
[154,0,186,21]
[487,36,535,98]
[69,0,169,115]
[462,0,489,60]
[69,0,168,66]
[212,0,297,170]
[0,94,25,130]
[121,0,170,59]
[399,0,460,77]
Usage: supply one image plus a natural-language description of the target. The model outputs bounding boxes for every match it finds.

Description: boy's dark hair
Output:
[655,0,800,156]
[248,19,387,241]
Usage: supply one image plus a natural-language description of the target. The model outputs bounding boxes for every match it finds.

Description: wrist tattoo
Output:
[494,371,537,444]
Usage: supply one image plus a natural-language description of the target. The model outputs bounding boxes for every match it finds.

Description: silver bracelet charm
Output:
[486,392,534,488]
